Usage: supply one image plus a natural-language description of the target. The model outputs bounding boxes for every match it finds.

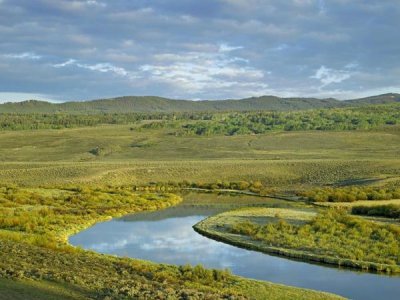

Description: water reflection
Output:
[70,203,400,300]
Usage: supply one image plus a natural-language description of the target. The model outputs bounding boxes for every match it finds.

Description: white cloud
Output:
[311,65,351,87]
[53,59,136,79]
[345,62,359,69]
[3,52,42,60]
[53,59,77,68]
[139,47,269,97]
[219,44,243,52]
[85,0,106,7]
[80,63,129,77]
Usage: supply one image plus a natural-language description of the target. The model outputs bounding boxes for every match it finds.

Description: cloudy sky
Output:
[0,0,399,102]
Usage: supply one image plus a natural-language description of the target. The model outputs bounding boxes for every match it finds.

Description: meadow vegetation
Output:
[1,101,399,299]
[299,186,400,202]
[0,121,399,189]
[195,207,400,273]
[0,277,88,300]
[0,185,181,246]
[351,204,400,219]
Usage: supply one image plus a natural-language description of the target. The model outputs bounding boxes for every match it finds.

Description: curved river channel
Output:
[70,193,400,300]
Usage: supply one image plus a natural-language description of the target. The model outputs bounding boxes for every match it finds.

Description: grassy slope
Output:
[0,96,340,113]
[0,93,399,113]
[0,278,89,300]
[0,124,399,188]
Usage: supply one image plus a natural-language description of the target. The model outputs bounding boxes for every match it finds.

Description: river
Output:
[69,193,400,300]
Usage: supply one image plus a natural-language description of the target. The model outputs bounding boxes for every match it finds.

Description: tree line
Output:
[177,104,400,136]
[0,103,398,133]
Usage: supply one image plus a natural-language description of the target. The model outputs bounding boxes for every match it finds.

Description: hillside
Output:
[0,93,398,114]
[346,93,400,105]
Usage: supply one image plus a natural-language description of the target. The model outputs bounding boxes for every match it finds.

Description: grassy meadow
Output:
[0,105,399,299]
[0,123,399,189]
[0,278,88,300]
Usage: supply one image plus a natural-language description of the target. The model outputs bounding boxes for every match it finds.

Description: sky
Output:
[0,0,399,102]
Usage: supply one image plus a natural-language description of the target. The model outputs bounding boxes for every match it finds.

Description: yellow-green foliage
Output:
[0,186,343,299]
[314,199,400,208]
[300,186,400,202]
[230,208,400,271]
[1,103,399,131]
[352,204,400,219]
[176,104,400,136]
[0,185,180,246]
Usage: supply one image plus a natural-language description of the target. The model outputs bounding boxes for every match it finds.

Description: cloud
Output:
[79,63,130,77]
[35,0,107,13]
[53,59,136,79]
[0,1,398,100]
[311,65,352,87]
[53,59,77,68]
[85,0,106,7]
[219,44,243,52]
[3,52,42,60]
[139,48,269,98]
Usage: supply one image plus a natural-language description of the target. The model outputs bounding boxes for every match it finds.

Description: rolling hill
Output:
[0,93,399,114]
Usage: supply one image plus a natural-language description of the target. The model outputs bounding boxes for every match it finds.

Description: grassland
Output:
[1,106,399,299]
[0,123,399,190]
[0,278,88,300]
[194,207,400,273]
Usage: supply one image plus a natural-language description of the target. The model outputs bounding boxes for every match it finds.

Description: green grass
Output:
[0,124,399,190]
[1,124,400,161]
[0,278,89,300]
[1,111,399,299]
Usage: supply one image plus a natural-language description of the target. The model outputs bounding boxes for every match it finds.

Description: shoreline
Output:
[193,214,400,275]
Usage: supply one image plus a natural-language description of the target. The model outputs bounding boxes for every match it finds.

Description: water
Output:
[70,197,400,300]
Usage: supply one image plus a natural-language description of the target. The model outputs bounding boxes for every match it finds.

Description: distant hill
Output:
[0,93,398,114]
[345,93,400,105]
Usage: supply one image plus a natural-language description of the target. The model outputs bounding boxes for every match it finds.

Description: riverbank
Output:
[0,186,344,300]
[194,207,400,274]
